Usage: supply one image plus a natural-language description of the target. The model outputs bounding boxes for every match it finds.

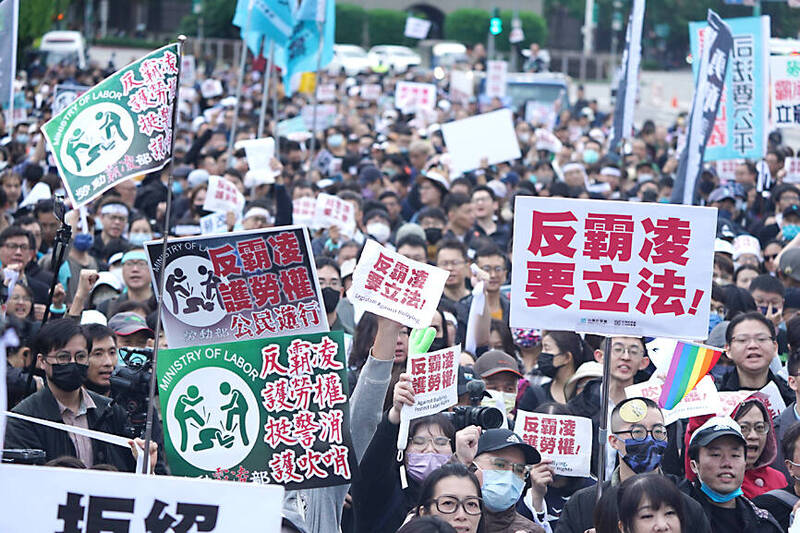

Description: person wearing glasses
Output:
[5,319,149,472]
[567,336,652,479]
[0,225,51,304]
[685,416,782,533]
[734,397,785,498]
[557,398,710,533]
[717,311,794,405]
[771,350,800,482]
[353,368,459,533]
[464,428,544,533]
[410,463,485,533]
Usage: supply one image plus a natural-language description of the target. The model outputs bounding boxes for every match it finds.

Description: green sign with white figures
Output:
[41,44,179,207]
[157,330,356,490]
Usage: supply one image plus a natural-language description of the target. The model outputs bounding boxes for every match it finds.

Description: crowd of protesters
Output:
[4,44,800,533]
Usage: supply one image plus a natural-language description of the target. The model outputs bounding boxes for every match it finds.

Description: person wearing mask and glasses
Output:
[5,319,151,472]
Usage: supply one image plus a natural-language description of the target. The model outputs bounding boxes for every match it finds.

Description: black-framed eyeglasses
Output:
[46,350,89,365]
[614,424,668,442]
[427,495,482,516]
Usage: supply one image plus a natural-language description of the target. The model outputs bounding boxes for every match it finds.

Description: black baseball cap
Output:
[476,428,541,465]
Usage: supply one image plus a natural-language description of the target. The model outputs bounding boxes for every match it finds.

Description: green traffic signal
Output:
[490,17,502,35]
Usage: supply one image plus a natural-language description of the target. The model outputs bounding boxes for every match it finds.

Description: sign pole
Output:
[596,336,612,500]
[141,35,186,475]
[226,0,254,168]
[258,39,274,139]
[308,19,325,162]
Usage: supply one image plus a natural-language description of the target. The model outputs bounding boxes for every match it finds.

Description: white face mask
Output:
[366,222,391,243]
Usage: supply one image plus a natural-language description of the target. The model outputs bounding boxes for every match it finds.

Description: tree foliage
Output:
[444,9,490,47]
[18,0,55,52]
[335,3,366,46]
[179,0,238,39]
[367,9,410,47]
[495,10,547,52]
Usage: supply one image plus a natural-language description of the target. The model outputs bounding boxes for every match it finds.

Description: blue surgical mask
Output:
[783,224,800,241]
[15,134,29,145]
[327,134,344,148]
[700,481,743,503]
[481,468,525,512]
[128,232,152,246]
[621,436,667,474]
[73,233,93,252]
[708,311,724,334]
[582,149,599,164]
[172,181,184,195]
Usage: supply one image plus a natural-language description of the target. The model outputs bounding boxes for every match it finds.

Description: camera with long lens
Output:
[443,380,504,430]
[110,347,153,438]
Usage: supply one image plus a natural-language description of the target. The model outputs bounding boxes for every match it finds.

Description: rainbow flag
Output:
[658,341,722,410]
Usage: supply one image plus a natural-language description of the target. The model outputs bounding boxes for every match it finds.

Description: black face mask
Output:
[429,337,448,352]
[424,227,442,245]
[537,352,564,379]
[289,160,302,171]
[321,287,341,314]
[49,362,88,392]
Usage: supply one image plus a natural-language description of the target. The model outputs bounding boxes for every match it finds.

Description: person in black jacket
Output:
[555,397,711,533]
[352,373,457,533]
[4,319,143,472]
[684,415,782,533]
[717,311,795,405]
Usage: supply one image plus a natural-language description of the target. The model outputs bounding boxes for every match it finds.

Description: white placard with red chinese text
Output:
[204,175,245,217]
[513,411,592,477]
[771,56,800,129]
[714,159,743,184]
[359,84,382,101]
[441,108,521,177]
[625,375,721,426]
[318,83,337,101]
[510,197,717,338]
[785,157,800,184]
[0,464,284,533]
[401,345,460,422]
[485,60,508,99]
[347,240,449,329]
[717,382,786,419]
[313,193,357,238]
[293,197,317,227]
[450,71,473,105]
[395,81,436,113]
[181,55,197,86]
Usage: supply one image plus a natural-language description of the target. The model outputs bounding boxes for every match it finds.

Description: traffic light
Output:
[489,8,502,36]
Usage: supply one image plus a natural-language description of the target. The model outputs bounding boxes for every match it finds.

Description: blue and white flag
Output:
[0,0,18,117]
[233,0,294,54]
[276,0,335,94]
[689,15,769,161]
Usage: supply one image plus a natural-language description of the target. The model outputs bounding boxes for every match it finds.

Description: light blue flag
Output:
[276,0,335,94]
[688,15,770,161]
[0,0,19,113]
[233,0,294,55]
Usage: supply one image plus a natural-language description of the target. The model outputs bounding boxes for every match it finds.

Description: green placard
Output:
[157,330,355,489]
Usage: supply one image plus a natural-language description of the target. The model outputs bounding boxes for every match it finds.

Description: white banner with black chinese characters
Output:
[0,464,284,532]
[145,226,328,348]
[510,197,717,338]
